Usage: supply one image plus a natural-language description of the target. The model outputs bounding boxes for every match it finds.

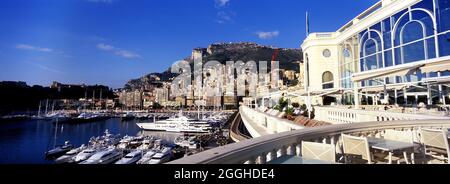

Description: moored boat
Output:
[54,144,86,164]
[136,149,157,164]
[79,148,122,164]
[136,114,212,133]
[147,147,173,164]
[73,148,100,163]
[45,141,74,159]
[115,150,143,164]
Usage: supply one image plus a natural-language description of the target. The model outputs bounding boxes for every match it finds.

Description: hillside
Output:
[124,42,302,91]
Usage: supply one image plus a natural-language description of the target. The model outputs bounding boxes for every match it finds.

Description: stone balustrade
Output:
[168,120,450,164]
[239,106,304,138]
[314,106,450,124]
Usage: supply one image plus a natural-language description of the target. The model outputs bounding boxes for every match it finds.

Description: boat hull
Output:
[136,123,210,133]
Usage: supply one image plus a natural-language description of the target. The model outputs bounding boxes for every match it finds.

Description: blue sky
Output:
[0,0,378,88]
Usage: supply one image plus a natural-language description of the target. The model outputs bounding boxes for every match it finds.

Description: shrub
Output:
[278,97,288,111]
[285,107,295,116]
[300,104,307,110]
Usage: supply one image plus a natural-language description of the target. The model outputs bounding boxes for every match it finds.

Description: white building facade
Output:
[302,0,450,108]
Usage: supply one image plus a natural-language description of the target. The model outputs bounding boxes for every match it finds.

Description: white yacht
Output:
[54,145,86,164]
[148,147,173,164]
[80,148,122,164]
[136,150,157,164]
[116,136,134,149]
[115,150,143,164]
[136,112,212,133]
[174,136,199,149]
[73,148,99,163]
[137,137,154,150]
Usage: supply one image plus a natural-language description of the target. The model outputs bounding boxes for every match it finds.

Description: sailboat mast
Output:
[84,89,87,112]
[38,100,42,117]
[100,88,103,110]
[92,90,95,110]
[45,99,49,115]
[53,119,58,148]
[51,100,55,114]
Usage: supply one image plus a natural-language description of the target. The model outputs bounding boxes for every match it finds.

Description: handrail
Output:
[229,111,251,142]
[168,120,450,164]
[314,106,450,124]
[240,106,303,135]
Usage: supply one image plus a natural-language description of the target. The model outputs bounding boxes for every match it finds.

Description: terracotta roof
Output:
[292,115,331,127]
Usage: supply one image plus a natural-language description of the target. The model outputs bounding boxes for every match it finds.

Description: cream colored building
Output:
[301,0,450,108]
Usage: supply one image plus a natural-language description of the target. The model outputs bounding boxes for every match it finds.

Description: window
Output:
[360,29,383,71]
[394,9,436,64]
[439,32,450,56]
[323,49,331,58]
[340,44,354,89]
[437,0,450,33]
[343,48,351,58]
[306,53,310,87]
[322,71,334,89]
[350,0,450,86]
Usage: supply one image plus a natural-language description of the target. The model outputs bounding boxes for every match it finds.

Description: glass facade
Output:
[339,0,450,89]
[339,35,359,90]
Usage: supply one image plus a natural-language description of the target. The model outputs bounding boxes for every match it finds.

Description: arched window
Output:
[393,9,436,64]
[360,29,383,72]
[322,71,334,89]
[343,47,351,58]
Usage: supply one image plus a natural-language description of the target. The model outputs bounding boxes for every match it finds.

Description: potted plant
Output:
[285,107,295,120]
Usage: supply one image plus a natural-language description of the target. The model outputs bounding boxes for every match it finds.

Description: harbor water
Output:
[0,118,182,164]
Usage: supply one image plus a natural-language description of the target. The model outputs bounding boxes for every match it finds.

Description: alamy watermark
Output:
[170,56,280,98]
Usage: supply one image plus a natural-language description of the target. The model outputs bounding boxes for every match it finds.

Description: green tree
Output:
[152,102,162,109]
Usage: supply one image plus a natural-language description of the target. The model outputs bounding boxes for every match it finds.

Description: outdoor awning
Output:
[352,56,450,82]
[360,84,406,93]
[352,63,423,82]
[421,58,450,73]
[422,76,450,85]
[306,88,345,97]
[317,89,348,97]
[285,91,307,97]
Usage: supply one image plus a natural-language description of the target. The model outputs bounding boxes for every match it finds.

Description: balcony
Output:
[169,120,450,164]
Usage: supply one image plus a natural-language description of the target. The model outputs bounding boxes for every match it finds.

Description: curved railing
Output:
[239,106,304,137]
[168,120,450,164]
[229,111,252,142]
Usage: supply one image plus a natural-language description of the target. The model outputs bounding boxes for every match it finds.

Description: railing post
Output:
[287,144,296,156]
[245,157,256,164]
[354,82,360,109]
[296,144,302,157]
[330,136,335,145]
[257,153,267,164]
[267,150,277,162]
[277,147,287,158]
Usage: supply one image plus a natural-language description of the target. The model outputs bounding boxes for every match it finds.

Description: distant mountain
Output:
[200,42,302,70]
[124,42,302,91]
